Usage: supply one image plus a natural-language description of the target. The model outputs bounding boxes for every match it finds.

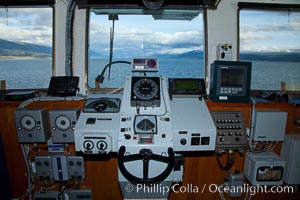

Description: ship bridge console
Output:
[74,58,216,199]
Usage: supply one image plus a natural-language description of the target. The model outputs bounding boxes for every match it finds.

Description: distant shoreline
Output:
[0,56,51,60]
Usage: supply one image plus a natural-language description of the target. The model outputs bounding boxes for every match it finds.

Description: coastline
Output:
[0,56,51,60]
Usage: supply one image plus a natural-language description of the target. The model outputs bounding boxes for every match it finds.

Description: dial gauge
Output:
[55,115,71,131]
[137,119,155,131]
[133,78,158,101]
[21,115,36,130]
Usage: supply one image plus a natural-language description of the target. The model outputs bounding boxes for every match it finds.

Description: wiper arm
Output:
[108,14,118,81]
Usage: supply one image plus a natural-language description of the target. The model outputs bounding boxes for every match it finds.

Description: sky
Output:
[89,13,204,57]
[0,8,52,46]
[0,7,300,55]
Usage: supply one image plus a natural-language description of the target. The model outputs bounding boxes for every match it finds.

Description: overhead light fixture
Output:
[152,9,200,21]
[91,8,201,21]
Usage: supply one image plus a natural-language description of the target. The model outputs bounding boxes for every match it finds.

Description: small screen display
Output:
[220,67,244,87]
[175,80,199,90]
[133,58,145,64]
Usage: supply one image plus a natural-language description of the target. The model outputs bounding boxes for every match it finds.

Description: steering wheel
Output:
[118,145,175,184]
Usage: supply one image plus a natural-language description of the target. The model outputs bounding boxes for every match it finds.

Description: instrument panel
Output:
[130,77,161,107]
[83,98,121,113]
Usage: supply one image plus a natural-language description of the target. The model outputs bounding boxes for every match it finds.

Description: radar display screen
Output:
[220,67,244,87]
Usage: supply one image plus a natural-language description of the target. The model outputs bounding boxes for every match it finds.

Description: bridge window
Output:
[0,6,53,89]
[239,7,300,90]
[88,10,204,89]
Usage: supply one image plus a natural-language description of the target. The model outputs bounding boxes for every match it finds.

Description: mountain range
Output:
[1,39,300,62]
[0,39,52,58]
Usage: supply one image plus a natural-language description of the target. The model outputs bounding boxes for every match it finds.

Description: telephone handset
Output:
[47,76,79,97]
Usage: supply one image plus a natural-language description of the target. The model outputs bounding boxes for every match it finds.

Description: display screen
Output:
[133,58,145,64]
[175,80,199,90]
[220,67,244,87]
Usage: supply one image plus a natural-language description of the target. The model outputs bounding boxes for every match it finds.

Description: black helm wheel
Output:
[118,145,175,184]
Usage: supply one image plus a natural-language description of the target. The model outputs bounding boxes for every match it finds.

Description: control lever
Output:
[136,103,140,115]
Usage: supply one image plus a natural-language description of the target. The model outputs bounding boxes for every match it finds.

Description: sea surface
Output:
[0,58,299,91]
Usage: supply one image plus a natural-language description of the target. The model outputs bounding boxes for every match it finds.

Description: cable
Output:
[157,76,169,116]
[18,144,34,200]
[106,87,123,94]
[217,184,226,200]
[96,60,131,86]
[17,96,85,110]
[65,0,77,76]
[216,150,236,171]
[249,97,256,152]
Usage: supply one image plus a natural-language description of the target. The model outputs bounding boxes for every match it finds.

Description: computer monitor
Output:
[210,60,252,102]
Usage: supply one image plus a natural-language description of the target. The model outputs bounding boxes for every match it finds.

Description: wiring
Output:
[248,97,256,152]
[107,87,124,94]
[17,96,85,110]
[65,0,77,76]
[18,144,34,200]
[157,76,169,117]
[216,150,236,171]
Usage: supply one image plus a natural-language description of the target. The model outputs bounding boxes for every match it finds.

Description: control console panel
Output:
[210,111,248,149]
[170,98,216,152]
[74,94,122,154]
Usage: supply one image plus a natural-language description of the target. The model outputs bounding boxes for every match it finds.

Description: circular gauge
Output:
[94,101,108,112]
[21,115,36,130]
[133,78,158,100]
[146,58,157,69]
[55,115,71,131]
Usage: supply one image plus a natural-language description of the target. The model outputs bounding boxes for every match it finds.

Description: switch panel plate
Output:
[51,155,69,181]
[217,43,233,61]
[210,111,248,149]
[67,156,85,180]
[35,155,53,180]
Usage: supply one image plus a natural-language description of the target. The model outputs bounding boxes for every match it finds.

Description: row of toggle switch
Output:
[218,132,244,136]
[216,119,241,123]
[217,125,242,130]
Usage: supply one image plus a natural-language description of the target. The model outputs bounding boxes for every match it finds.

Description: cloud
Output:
[240,20,300,52]
[0,8,52,46]
[89,19,203,56]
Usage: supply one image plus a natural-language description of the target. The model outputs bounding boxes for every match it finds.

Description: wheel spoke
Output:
[150,154,170,163]
[118,146,175,184]
[143,159,149,180]
[123,153,142,162]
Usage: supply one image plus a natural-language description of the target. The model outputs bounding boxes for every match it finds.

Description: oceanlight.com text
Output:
[125,183,294,196]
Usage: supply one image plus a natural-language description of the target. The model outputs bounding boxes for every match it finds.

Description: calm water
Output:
[0,59,52,89]
[0,58,299,90]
